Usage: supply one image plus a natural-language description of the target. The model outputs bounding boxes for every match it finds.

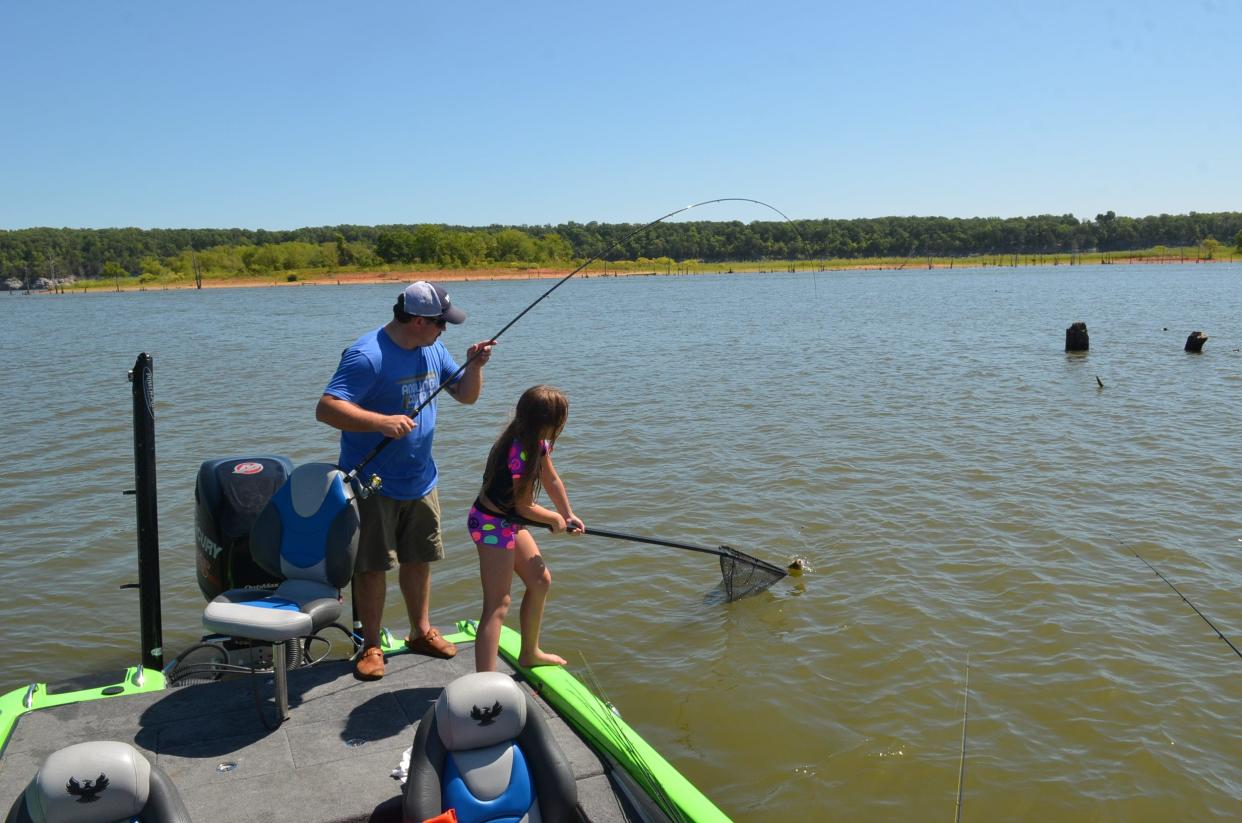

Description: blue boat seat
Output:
[201,462,359,722]
[403,672,578,823]
[4,740,191,823]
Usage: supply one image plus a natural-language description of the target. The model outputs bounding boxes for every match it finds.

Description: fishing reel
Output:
[350,472,383,499]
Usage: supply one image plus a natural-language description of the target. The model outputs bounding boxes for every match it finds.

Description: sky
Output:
[1,1,1239,230]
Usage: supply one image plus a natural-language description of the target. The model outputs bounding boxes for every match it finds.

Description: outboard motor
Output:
[194,456,293,600]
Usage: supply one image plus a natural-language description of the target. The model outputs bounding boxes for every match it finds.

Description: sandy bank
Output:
[11,255,1238,295]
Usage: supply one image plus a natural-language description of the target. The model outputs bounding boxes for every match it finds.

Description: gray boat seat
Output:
[404,672,578,823]
[4,740,191,823]
[201,462,359,721]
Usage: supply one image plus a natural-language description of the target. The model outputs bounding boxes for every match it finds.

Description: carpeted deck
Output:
[0,642,637,822]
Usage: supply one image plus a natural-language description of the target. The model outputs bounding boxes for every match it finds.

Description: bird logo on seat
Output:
[66,774,110,802]
[470,701,503,726]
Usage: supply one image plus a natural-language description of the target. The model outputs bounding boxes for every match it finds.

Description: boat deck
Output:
[0,639,639,822]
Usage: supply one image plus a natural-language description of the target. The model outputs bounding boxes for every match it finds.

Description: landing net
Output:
[719,547,788,601]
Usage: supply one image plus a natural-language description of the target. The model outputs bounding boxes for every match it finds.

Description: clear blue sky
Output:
[2,1,1238,230]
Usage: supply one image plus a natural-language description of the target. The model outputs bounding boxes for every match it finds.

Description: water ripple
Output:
[2,267,1242,819]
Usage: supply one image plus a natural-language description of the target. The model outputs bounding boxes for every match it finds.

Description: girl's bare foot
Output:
[519,649,567,667]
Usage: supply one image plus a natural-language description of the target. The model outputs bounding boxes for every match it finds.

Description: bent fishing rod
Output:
[345,197,810,493]
[1126,542,1242,660]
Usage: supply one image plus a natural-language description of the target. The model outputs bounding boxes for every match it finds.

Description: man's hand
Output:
[466,339,497,367]
[377,414,416,439]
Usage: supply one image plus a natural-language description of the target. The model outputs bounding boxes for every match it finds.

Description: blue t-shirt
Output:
[323,326,461,500]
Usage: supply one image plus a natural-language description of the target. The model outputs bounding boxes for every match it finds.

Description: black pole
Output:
[129,353,164,671]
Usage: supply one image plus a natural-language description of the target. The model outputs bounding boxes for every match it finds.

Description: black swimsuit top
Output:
[477,438,549,517]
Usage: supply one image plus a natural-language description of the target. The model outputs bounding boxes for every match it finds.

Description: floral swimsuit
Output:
[467,439,549,550]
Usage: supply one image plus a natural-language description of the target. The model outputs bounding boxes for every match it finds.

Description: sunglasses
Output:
[421,315,447,328]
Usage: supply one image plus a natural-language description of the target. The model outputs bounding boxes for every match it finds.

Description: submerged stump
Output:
[1065,321,1089,352]
[1185,331,1209,353]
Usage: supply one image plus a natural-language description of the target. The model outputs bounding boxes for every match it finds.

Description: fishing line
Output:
[347,196,817,488]
[1127,543,1242,660]
[577,652,685,823]
[953,653,970,823]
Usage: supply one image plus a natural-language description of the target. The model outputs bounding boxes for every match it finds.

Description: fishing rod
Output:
[1129,546,1242,660]
[346,197,814,493]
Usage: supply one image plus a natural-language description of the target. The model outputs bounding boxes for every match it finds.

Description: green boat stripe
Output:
[459,620,730,823]
[0,667,166,753]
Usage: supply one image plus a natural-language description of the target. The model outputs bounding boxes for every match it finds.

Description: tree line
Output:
[2,211,1240,282]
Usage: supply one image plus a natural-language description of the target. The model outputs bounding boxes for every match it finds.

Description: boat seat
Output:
[404,672,578,823]
[202,462,359,722]
[4,740,192,823]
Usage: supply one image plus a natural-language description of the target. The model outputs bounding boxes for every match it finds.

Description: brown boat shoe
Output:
[405,628,457,659]
[355,646,385,680]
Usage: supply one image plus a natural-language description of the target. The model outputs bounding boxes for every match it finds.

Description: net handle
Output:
[582,525,734,558]
[517,519,785,575]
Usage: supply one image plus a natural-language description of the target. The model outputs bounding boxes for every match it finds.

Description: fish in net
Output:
[718,546,788,601]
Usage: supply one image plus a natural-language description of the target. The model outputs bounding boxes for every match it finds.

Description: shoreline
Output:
[9,255,1239,294]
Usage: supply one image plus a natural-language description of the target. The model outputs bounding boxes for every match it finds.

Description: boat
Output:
[0,353,730,822]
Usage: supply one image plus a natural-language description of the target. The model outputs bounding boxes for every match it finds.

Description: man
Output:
[317,281,495,680]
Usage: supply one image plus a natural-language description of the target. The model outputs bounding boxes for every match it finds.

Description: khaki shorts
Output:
[355,488,444,573]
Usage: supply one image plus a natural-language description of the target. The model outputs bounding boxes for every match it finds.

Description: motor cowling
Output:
[194,456,293,600]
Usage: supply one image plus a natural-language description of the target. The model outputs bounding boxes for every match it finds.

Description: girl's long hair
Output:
[482,385,569,504]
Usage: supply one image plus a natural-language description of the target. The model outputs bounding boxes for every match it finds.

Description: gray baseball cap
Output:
[399,281,466,324]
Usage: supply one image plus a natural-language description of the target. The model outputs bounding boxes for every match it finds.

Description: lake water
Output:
[2,264,1240,820]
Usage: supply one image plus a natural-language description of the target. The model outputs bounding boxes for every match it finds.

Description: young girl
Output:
[468,385,585,671]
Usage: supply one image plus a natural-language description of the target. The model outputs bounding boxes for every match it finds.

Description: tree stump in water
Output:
[1185,331,1208,353]
[1065,321,1089,351]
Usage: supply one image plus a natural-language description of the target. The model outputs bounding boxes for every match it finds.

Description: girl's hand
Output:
[565,515,585,534]
[547,513,567,534]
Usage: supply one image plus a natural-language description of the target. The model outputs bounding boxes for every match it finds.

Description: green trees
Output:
[101,261,127,289]
[370,225,571,267]
[3,211,1241,283]
[489,228,536,262]
[375,230,415,264]
[411,226,449,263]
